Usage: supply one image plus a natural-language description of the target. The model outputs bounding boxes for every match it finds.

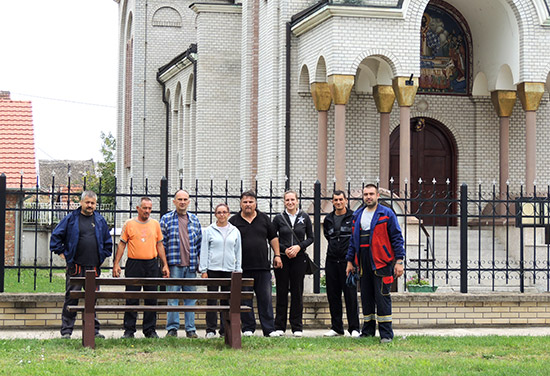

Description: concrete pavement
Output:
[2,327,550,340]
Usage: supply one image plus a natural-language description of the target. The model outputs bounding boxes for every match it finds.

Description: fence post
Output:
[0,174,6,292]
[160,177,168,217]
[460,183,468,293]
[313,180,321,293]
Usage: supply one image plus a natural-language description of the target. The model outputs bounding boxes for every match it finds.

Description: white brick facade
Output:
[115,0,550,195]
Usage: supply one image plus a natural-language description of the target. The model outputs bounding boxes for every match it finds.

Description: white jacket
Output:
[199,222,242,273]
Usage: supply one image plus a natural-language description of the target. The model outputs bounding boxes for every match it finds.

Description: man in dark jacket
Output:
[50,191,113,339]
[323,190,360,338]
[346,184,405,343]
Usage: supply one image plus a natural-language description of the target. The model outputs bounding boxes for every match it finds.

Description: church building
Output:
[113,0,550,198]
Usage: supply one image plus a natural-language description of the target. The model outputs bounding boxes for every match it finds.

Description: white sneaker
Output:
[274,330,285,336]
[351,330,360,338]
[268,331,280,337]
[293,331,303,337]
[243,331,254,337]
[205,332,217,339]
[323,330,342,337]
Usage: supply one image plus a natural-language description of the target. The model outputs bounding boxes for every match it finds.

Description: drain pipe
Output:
[158,78,170,182]
[285,21,291,190]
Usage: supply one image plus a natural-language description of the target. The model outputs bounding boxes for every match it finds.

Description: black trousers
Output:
[325,258,360,334]
[274,253,307,333]
[205,270,231,335]
[61,264,100,335]
[123,258,160,335]
[360,250,394,339]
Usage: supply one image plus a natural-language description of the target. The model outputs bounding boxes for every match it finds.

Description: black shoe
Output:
[95,333,105,339]
[122,332,135,339]
[144,331,159,339]
[166,329,178,337]
[60,333,71,339]
[186,331,198,338]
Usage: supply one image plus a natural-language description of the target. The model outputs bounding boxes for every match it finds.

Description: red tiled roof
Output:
[0,96,38,189]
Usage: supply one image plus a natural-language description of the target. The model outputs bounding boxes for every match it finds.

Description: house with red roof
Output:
[0,90,38,266]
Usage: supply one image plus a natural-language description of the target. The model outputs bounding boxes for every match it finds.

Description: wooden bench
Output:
[68,270,253,349]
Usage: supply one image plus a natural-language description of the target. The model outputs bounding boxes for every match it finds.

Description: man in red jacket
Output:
[346,184,405,343]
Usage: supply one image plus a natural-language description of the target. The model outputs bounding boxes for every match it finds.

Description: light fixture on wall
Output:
[417,99,429,112]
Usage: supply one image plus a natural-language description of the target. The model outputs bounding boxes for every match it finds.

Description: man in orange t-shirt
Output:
[113,197,169,339]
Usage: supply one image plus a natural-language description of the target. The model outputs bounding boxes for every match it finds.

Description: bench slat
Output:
[69,291,254,300]
[68,305,253,312]
[69,277,254,287]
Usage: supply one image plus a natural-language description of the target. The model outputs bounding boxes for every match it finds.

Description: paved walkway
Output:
[2,327,550,340]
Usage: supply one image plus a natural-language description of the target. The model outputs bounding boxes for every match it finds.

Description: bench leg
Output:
[82,311,96,349]
[224,312,242,349]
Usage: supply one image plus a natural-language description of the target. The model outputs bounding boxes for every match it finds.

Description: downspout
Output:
[285,21,291,190]
[156,76,170,182]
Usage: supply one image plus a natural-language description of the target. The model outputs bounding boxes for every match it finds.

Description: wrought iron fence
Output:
[2,173,550,293]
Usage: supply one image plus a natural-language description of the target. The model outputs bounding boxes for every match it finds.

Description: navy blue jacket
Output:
[50,208,113,265]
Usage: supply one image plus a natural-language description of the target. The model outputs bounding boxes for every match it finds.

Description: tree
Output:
[85,132,116,206]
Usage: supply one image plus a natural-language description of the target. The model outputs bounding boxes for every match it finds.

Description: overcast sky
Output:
[0,0,119,163]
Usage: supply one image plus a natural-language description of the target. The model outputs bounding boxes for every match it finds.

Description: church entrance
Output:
[389,117,457,226]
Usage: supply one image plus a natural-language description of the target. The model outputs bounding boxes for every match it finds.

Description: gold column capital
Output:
[517,82,544,112]
[373,85,396,113]
[491,90,517,117]
[392,76,419,107]
[328,75,354,105]
[310,82,332,111]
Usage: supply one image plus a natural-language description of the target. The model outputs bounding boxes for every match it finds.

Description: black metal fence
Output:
[2,173,550,293]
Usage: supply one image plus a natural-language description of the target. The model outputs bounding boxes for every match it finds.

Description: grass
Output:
[3,268,65,293]
[0,335,549,375]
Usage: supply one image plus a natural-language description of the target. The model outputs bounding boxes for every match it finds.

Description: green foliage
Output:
[3,268,65,293]
[406,274,431,287]
[1,336,550,375]
[84,131,116,205]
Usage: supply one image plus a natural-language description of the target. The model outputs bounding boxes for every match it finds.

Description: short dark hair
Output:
[332,190,347,199]
[173,189,189,198]
[240,190,257,200]
[364,184,378,192]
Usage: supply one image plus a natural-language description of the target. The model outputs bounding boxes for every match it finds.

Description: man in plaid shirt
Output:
[160,189,202,338]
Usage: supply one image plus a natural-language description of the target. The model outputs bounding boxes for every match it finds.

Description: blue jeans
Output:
[242,270,276,336]
[166,265,196,332]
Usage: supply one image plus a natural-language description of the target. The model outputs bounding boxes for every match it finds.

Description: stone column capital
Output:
[517,82,545,112]
[392,76,418,107]
[373,85,396,113]
[310,82,332,111]
[491,90,517,117]
[328,75,354,105]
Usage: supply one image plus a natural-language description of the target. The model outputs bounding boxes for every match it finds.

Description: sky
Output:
[0,0,119,163]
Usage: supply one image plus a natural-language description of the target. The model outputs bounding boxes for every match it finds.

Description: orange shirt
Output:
[120,218,163,260]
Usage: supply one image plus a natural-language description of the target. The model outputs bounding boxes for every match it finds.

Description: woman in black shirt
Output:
[272,190,313,336]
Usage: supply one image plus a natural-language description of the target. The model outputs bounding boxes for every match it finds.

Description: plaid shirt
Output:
[159,210,202,270]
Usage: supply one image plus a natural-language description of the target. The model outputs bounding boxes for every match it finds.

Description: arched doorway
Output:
[389,118,457,226]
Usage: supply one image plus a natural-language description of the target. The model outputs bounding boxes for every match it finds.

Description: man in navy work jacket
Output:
[346,184,405,343]
[50,190,113,339]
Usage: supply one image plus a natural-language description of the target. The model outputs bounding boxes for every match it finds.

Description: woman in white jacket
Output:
[200,203,242,338]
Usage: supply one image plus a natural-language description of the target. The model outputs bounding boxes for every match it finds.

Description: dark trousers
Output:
[360,250,394,339]
[325,258,360,334]
[274,253,307,333]
[61,264,100,335]
[241,270,276,336]
[206,270,231,335]
[123,258,160,335]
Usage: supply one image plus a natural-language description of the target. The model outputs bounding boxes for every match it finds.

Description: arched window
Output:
[419,1,472,95]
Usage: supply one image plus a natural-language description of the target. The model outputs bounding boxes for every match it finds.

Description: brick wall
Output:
[2,293,549,330]
[4,193,19,266]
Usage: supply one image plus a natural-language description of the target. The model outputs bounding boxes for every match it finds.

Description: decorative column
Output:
[491,90,516,200]
[517,82,544,195]
[373,85,396,190]
[392,76,419,195]
[310,82,332,193]
[328,75,354,190]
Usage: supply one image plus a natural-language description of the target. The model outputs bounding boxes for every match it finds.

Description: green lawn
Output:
[0,335,549,375]
[2,268,65,293]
